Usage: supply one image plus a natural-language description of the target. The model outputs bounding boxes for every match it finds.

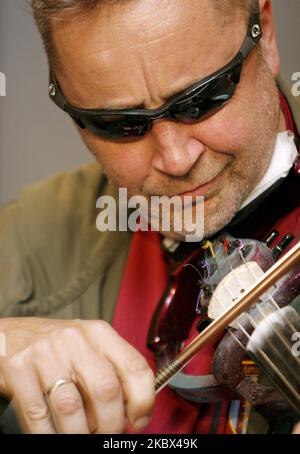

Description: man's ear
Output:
[258,0,281,76]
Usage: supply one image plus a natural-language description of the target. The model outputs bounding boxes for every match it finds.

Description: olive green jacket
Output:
[0,76,299,427]
[0,163,132,324]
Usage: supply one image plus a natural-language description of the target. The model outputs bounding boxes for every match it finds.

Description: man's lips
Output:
[146,164,230,199]
[177,168,226,198]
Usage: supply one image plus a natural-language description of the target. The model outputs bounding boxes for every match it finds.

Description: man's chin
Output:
[202,194,245,239]
[148,179,248,242]
[158,219,234,243]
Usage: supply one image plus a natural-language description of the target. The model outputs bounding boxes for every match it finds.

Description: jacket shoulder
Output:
[0,162,110,316]
[20,162,110,288]
[19,161,105,237]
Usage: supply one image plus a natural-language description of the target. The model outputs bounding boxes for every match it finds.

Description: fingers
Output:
[87,322,155,431]
[73,355,127,434]
[2,320,155,435]
[61,327,126,434]
[34,338,90,434]
[25,325,128,434]
[5,354,55,434]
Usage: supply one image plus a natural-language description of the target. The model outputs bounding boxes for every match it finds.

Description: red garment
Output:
[112,93,300,434]
[112,230,229,434]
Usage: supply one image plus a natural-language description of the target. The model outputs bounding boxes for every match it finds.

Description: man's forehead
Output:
[52,0,243,109]
[53,1,216,61]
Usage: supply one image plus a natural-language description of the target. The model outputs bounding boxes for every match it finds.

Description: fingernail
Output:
[132,416,150,430]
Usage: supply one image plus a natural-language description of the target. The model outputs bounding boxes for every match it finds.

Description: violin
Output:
[147,232,300,419]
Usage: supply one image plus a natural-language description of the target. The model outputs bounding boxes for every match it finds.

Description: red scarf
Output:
[112,230,229,434]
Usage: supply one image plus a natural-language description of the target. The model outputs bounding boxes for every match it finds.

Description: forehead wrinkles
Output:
[52,0,243,108]
[54,2,206,63]
[53,0,219,72]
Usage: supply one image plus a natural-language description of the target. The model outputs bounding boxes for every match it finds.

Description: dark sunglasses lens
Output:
[73,115,150,139]
[171,68,241,123]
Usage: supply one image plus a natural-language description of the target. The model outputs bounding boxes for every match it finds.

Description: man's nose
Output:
[149,120,205,177]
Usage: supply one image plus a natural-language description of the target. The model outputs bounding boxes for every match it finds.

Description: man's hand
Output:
[0,317,155,434]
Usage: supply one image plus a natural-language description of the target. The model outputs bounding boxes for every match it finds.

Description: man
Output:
[0,0,299,434]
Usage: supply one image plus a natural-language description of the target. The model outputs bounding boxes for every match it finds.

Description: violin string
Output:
[238,249,298,335]
[208,248,253,352]
[225,246,299,349]
[248,302,300,384]
[183,263,208,315]
[222,314,300,410]
[253,346,300,407]
[156,241,300,398]
[193,242,300,415]
[264,294,297,334]
[209,248,278,357]
[184,248,247,360]
[219,246,300,384]
[210,248,252,353]
[253,302,300,362]
[208,242,297,367]
[238,251,298,339]
[227,327,250,350]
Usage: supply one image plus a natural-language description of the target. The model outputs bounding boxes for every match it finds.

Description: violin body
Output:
[148,232,300,416]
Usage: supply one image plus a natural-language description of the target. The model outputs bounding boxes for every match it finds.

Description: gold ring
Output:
[45,378,74,399]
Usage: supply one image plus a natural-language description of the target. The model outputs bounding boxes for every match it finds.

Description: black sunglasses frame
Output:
[48,2,262,139]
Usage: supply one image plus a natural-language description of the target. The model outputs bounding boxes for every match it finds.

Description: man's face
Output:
[52,0,281,239]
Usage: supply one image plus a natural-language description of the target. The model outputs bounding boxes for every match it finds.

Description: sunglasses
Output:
[48,5,261,141]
